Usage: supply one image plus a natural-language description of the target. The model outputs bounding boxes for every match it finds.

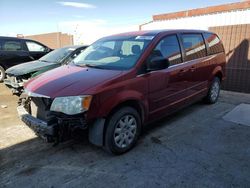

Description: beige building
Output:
[23,32,74,49]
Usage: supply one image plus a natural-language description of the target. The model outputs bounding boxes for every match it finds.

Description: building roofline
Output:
[139,21,154,30]
[153,1,250,21]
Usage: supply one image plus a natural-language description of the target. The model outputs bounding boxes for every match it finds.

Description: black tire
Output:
[104,107,142,155]
[204,77,221,104]
[0,66,5,82]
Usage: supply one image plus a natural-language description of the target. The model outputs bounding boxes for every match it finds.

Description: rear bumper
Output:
[17,105,55,140]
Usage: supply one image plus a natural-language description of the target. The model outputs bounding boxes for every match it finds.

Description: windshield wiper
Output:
[84,64,104,69]
[40,60,50,63]
[41,59,58,64]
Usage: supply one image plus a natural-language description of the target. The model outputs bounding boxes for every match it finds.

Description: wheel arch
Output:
[0,62,7,70]
[211,66,224,82]
[106,99,146,124]
[89,91,148,147]
[214,71,223,81]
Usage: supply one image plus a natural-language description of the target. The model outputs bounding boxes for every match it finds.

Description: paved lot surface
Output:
[223,103,250,126]
[1,83,250,188]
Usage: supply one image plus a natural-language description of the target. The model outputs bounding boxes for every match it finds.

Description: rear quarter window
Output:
[2,40,23,51]
[203,33,224,55]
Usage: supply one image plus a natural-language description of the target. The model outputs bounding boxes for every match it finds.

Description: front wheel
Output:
[204,77,221,104]
[0,66,5,82]
[104,107,141,155]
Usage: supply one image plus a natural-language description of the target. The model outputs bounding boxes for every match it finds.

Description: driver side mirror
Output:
[147,56,169,72]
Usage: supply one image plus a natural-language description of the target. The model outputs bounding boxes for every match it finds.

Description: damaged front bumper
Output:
[4,78,24,88]
[17,100,88,143]
[17,105,56,142]
[4,76,26,95]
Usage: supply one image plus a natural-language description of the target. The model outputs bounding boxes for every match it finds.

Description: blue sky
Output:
[0,0,241,43]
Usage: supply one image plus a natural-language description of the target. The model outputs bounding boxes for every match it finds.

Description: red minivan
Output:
[18,30,226,154]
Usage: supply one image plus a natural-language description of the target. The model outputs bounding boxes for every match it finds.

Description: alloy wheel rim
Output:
[211,82,220,101]
[113,115,137,148]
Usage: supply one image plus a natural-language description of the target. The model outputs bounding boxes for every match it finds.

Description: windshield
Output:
[40,47,76,63]
[73,35,153,70]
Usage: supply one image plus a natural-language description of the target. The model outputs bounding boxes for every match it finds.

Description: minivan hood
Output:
[25,65,123,98]
[6,60,58,76]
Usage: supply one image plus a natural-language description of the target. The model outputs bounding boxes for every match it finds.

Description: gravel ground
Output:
[0,83,250,188]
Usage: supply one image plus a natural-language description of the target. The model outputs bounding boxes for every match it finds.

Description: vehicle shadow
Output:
[142,100,204,137]
[0,132,108,184]
[0,99,217,186]
[0,100,203,165]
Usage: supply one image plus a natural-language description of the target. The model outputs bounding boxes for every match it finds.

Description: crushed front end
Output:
[4,74,29,95]
[17,93,88,143]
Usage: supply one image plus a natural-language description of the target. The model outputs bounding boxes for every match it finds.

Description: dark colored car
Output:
[18,30,226,154]
[4,45,88,95]
[0,36,52,82]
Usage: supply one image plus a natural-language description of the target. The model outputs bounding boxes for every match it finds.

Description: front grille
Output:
[30,97,52,121]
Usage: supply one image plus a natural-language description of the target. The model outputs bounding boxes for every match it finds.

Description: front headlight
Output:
[50,95,92,115]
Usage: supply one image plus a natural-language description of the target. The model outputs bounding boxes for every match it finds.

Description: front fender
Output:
[97,90,148,119]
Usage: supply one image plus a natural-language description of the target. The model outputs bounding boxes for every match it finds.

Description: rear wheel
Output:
[204,77,221,104]
[104,107,141,155]
[0,66,5,82]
